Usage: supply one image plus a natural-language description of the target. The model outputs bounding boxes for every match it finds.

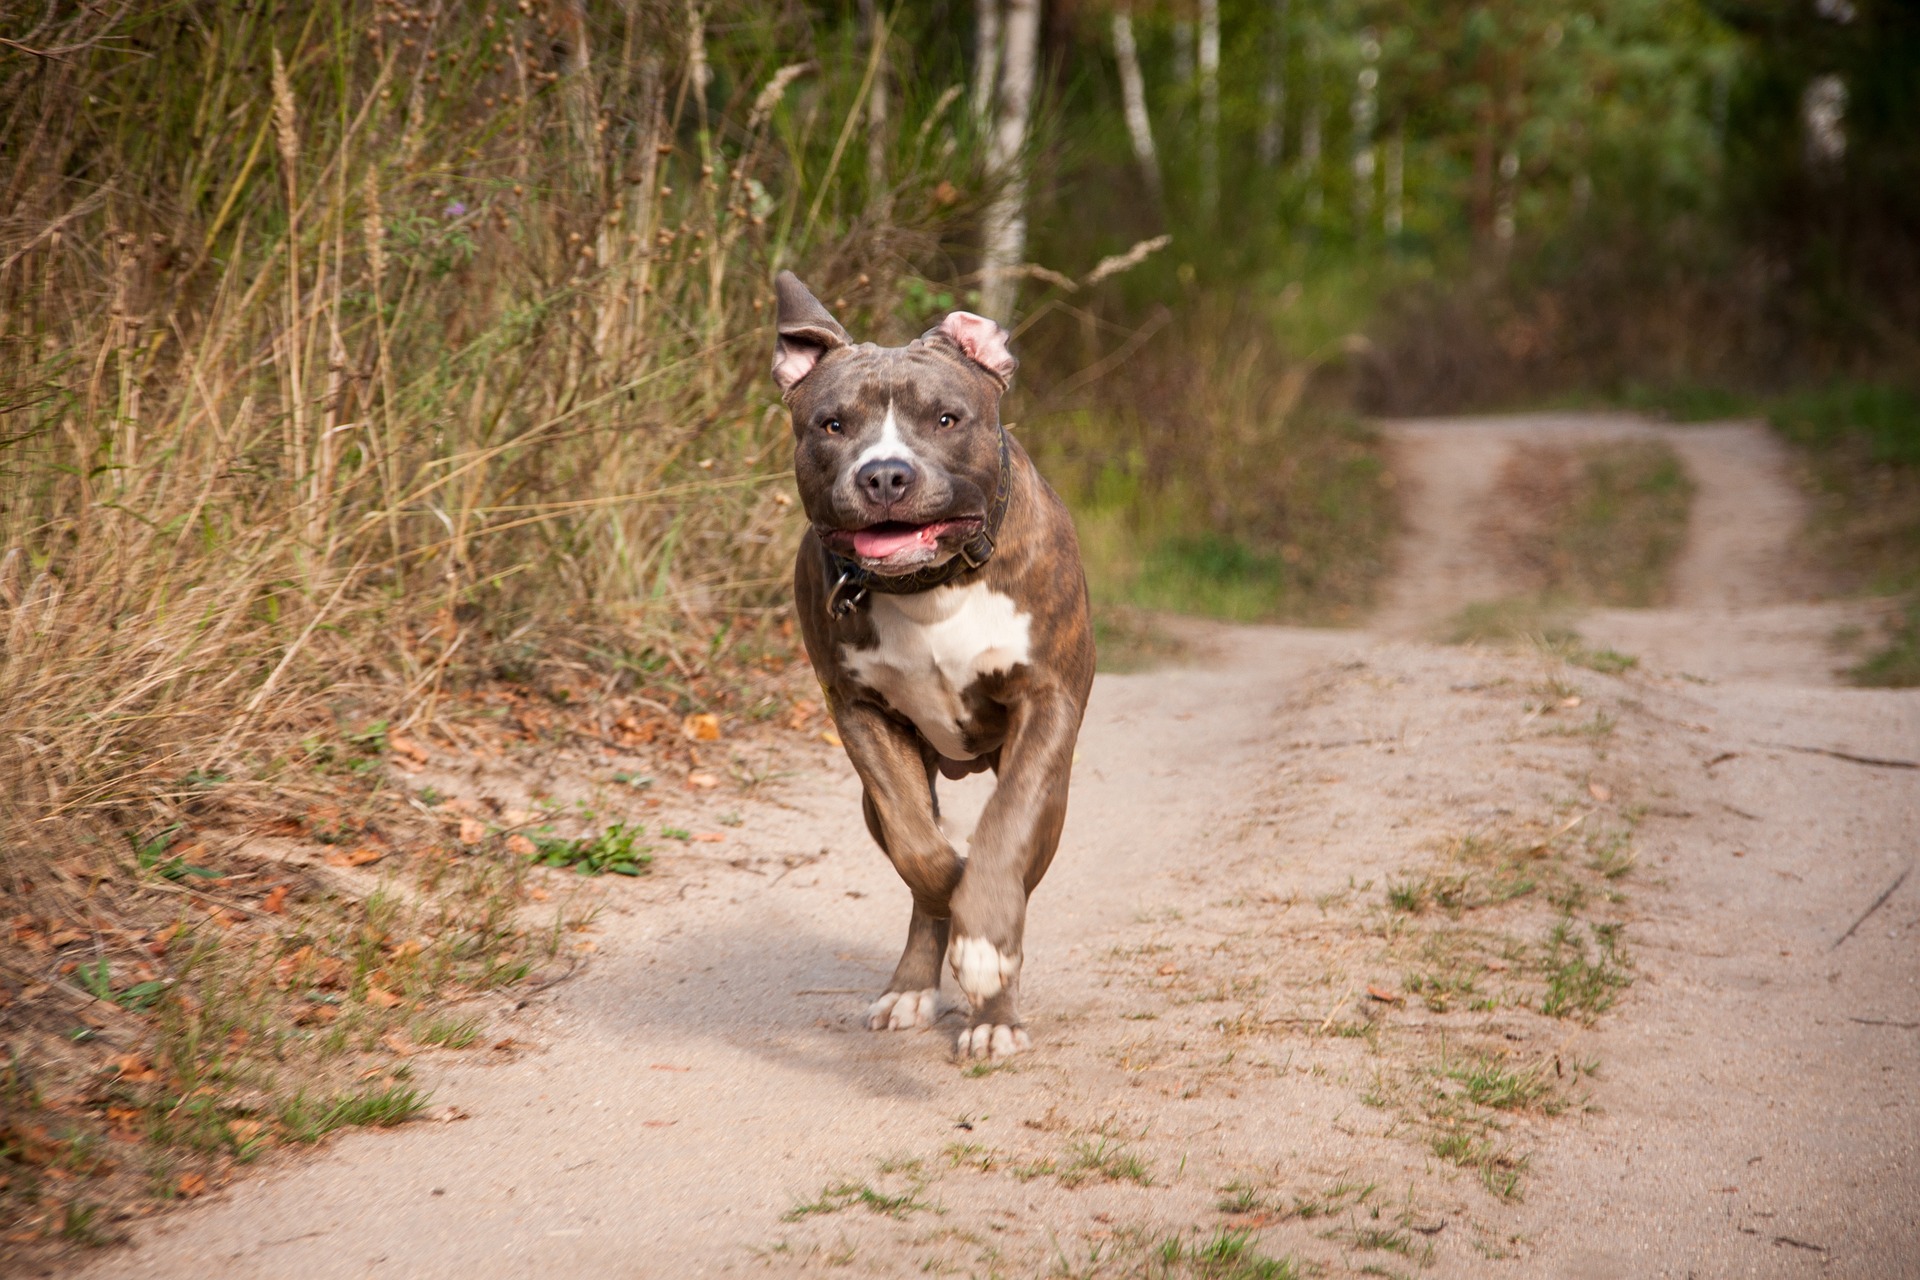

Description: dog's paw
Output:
[948,936,1019,1005]
[955,1023,1030,1061]
[865,988,938,1031]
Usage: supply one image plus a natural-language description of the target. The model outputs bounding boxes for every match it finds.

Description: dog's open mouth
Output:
[824,518,979,565]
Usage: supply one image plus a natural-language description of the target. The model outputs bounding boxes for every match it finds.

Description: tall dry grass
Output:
[0,1,978,854]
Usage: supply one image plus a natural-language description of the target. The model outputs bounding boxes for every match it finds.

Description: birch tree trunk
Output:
[1111,5,1162,201]
[972,0,1001,131]
[862,0,891,221]
[979,0,1039,322]
[1351,30,1379,228]
[1198,0,1221,222]
[1258,0,1291,167]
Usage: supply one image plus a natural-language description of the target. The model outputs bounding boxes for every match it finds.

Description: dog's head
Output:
[772,271,1017,578]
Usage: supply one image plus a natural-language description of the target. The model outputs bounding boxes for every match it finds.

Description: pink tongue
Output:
[851,525,929,558]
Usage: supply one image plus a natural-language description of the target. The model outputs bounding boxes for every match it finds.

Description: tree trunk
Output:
[862,0,891,221]
[1198,0,1221,222]
[1351,30,1379,229]
[1111,5,1162,202]
[1258,0,1291,167]
[980,0,1039,322]
[1384,123,1404,236]
[972,0,1001,131]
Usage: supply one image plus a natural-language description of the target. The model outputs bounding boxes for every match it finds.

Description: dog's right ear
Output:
[772,271,851,393]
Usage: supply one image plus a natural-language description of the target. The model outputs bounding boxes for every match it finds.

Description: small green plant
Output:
[1540,919,1632,1020]
[278,1085,428,1143]
[527,822,653,876]
[416,1016,483,1049]
[1183,1227,1301,1279]
[1451,1057,1559,1113]
[1059,1133,1153,1187]
[781,1179,929,1222]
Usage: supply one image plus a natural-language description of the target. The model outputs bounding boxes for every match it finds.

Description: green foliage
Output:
[277,1085,428,1144]
[527,823,653,876]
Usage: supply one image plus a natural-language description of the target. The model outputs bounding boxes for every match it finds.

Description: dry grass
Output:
[0,1,970,1255]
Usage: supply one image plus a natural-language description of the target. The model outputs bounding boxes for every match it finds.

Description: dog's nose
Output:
[855,458,917,507]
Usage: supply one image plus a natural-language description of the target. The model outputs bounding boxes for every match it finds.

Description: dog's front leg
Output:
[946,687,1083,1059]
[834,698,964,1031]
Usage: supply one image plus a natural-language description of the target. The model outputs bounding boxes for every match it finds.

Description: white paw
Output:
[956,1023,1031,1060]
[948,936,1019,1005]
[865,988,938,1031]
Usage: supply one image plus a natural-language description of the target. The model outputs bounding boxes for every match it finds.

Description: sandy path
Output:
[69,416,1917,1279]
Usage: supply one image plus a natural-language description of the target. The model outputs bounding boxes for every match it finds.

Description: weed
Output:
[1059,1134,1153,1187]
[1450,1057,1560,1114]
[783,1179,930,1222]
[1540,919,1632,1021]
[278,1085,427,1144]
[527,822,653,876]
[415,1017,483,1050]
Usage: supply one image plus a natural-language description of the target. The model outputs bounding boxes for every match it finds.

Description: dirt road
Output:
[74,416,1917,1279]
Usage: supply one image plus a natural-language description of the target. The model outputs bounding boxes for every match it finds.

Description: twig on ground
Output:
[1760,742,1918,770]
[1848,1016,1920,1030]
[1832,862,1912,951]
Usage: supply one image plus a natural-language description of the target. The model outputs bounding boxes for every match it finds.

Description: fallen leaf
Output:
[388,734,431,765]
[526,886,550,901]
[364,987,403,1009]
[109,1054,159,1083]
[691,832,725,844]
[324,846,385,868]
[642,1119,677,1128]
[425,1105,470,1123]
[1157,963,1179,976]
[502,808,536,827]
[457,818,487,846]
[505,834,536,857]
[1588,780,1612,802]
[1560,695,1583,708]
[176,1172,208,1198]
[380,1031,416,1056]
[681,713,722,743]
[820,730,842,747]
[649,1063,692,1072]
[1366,984,1404,1004]
[227,1119,264,1144]
[787,700,817,731]
[686,772,721,790]
[260,884,290,914]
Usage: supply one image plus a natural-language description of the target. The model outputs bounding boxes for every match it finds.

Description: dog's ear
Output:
[772,271,851,393]
[927,310,1018,388]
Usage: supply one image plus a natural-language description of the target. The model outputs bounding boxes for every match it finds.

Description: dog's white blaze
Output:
[841,582,1032,761]
[851,399,923,470]
[949,935,1018,1004]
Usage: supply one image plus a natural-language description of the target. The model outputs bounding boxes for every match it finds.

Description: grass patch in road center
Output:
[1483,439,1695,608]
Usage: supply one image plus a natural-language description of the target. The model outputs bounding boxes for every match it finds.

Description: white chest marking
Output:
[841,582,1032,760]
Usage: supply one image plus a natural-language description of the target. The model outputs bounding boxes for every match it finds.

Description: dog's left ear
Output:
[928,311,1018,388]
[772,271,852,393]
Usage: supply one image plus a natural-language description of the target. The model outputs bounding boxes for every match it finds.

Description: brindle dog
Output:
[773,272,1095,1060]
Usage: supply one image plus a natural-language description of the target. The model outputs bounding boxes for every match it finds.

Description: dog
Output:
[772,271,1095,1061]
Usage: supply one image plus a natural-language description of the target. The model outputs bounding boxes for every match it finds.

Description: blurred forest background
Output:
[2,0,1916,851]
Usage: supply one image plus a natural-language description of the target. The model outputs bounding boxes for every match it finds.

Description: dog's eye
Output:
[938,412,959,428]
[822,417,843,435]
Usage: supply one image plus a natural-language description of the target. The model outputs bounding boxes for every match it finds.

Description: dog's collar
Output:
[822,426,1013,619]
